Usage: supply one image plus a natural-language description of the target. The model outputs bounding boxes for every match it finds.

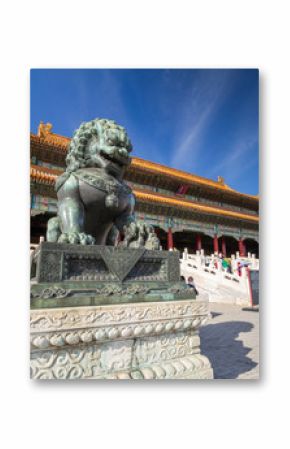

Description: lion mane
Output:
[56,118,132,191]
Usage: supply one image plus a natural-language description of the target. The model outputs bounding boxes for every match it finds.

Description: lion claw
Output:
[57,232,95,245]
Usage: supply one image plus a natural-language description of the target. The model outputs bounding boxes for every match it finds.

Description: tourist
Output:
[187,276,198,295]
[222,257,231,273]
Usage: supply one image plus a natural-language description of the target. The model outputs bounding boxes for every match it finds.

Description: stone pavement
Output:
[200,303,259,379]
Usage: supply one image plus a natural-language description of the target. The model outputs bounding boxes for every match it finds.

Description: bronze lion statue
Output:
[46,118,160,249]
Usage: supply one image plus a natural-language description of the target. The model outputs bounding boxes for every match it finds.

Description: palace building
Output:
[30,123,259,257]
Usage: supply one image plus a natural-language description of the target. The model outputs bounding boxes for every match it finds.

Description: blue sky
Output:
[31,69,259,195]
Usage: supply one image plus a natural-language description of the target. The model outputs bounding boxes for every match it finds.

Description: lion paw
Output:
[58,232,95,245]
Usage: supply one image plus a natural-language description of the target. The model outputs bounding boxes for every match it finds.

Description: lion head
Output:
[65,118,133,179]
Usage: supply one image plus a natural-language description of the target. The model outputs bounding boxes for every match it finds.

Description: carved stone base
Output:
[30,299,213,379]
[31,242,195,308]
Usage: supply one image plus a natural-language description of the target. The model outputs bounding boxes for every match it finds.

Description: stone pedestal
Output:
[31,243,194,308]
[30,299,214,380]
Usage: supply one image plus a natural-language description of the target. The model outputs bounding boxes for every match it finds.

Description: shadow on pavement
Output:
[210,312,223,318]
[200,321,257,379]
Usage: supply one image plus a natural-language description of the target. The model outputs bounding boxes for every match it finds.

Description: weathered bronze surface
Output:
[31,119,195,308]
[46,118,159,248]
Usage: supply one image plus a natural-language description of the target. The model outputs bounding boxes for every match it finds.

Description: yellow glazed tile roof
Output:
[31,133,69,152]
[133,188,259,223]
[30,165,58,185]
[132,158,233,192]
[30,128,258,201]
[30,165,258,223]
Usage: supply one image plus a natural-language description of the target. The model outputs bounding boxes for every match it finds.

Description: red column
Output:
[243,240,247,256]
[195,234,202,251]
[167,227,174,250]
[238,239,245,257]
[213,234,219,254]
[221,236,227,257]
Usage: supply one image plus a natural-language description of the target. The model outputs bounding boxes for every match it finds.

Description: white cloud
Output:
[170,71,231,171]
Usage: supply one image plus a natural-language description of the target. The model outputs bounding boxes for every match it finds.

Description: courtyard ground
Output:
[200,303,259,379]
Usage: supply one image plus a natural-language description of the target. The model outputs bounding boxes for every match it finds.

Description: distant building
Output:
[30,123,259,256]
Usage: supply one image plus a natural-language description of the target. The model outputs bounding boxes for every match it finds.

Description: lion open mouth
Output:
[100,148,130,169]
